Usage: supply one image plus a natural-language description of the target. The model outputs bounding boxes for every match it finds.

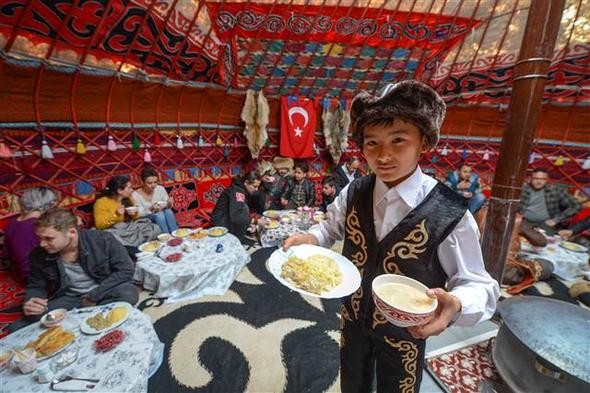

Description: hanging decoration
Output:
[440,145,449,156]
[153,130,161,146]
[280,95,317,158]
[198,134,205,147]
[40,137,54,159]
[176,134,184,149]
[483,150,490,161]
[223,144,230,158]
[461,148,468,160]
[322,97,350,163]
[529,152,536,164]
[132,132,141,150]
[233,136,239,149]
[75,138,87,155]
[0,133,13,158]
[107,134,117,151]
[215,135,223,147]
[431,154,438,164]
[554,155,565,166]
[582,156,590,170]
[144,145,152,163]
[313,143,320,156]
[241,89,269,159]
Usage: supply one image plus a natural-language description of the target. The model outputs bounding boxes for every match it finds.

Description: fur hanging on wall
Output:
[322,100,350,163]
[241,89,269,159]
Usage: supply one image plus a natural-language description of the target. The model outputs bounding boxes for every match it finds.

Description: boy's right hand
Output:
[23,297,48,316]
[283,233,319,251]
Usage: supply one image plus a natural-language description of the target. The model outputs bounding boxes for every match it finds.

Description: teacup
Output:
[125,206,138,215]
[12,348,37,374]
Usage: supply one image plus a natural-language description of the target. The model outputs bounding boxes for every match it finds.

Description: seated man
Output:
[445,164,486,214]
[333,156,361,190]
[9,208,138,332]
[519,168,581,233]
[320,176,339,213]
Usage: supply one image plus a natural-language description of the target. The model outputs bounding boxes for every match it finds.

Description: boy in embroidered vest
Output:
[284,80,499,393]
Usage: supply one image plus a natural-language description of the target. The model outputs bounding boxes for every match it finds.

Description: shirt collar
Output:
[374,166,425,209]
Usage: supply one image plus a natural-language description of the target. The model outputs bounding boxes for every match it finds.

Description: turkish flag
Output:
[280,96,316,158]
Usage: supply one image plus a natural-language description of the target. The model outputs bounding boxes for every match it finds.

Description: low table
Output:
[520,240,588,281]
[1,305,163,393]
[134,233,250,302]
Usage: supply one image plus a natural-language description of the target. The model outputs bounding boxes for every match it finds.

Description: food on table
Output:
[560,241,586,252]
[174,228,190,237]
[165,252,182,263]
[281,254,342,295]
[94,329,126,353]
[0,350,14,371]
[107,306,129,324]
[208,227,227,237]
[189,231,207,240]
[167,238,183,247]
[86,312,110,330]
[374,283,434,313]
[265,221,280,229]
[263,210,280,219]
[25,326,75,358]
[140,241,161,253]
[86,306,128,331]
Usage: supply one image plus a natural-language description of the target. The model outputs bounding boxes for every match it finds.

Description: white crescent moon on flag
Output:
[288,106,309,127]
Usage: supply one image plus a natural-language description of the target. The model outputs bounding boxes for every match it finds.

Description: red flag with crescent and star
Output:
[280,96,316,158]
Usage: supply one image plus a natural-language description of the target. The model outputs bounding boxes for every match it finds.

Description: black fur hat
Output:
[350,80,446,149]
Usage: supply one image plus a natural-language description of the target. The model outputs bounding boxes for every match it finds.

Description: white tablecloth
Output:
[134,233,250,302]
[0,306,163,393]
[520,241,589,281]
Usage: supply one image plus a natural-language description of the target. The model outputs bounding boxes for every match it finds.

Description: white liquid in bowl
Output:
[375,282,434,313]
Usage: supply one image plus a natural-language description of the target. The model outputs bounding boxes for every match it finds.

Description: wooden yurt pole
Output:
[481,0,565,282]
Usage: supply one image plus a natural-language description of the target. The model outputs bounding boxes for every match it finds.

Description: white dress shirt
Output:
[341,165,356,183]
[308,167,499,326]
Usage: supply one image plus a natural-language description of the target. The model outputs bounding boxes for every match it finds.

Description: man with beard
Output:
[520,167,580,233]
[9,208,137,331]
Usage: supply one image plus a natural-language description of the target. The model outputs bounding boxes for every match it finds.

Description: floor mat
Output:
[0,270,25,338]
[426,338,501,393]
[138,247,342,393]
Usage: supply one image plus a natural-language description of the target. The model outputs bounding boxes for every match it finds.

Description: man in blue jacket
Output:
[445,164,486,214]
[10,208,137,331]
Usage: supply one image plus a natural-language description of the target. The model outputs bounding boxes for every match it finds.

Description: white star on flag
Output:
[294,127,303,137]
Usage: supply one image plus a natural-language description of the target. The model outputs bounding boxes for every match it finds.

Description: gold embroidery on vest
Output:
[372,308,387,329]
[341,305,352,322]
[384,337,418,393]
[383,251,404,275]
[390,219,429,260]
[350,286,363,320]
[346,207,367,267]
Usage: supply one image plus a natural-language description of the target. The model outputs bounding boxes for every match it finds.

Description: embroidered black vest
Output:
[341,175,467,339]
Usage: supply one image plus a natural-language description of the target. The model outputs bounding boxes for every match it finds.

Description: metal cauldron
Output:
[493,296,590,393]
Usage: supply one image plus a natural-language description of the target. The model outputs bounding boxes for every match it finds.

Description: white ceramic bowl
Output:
[40,308,67,328]
[371,274,437,327]
[157,233,172,242]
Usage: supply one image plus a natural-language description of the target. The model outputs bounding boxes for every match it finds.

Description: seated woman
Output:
[210,171,261,241]
[93,175,161,248]
[3,187,57,281]
[131,166,178,234]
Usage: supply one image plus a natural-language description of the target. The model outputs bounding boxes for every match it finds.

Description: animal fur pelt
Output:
[241,90,269,159]
[322,100,350,163]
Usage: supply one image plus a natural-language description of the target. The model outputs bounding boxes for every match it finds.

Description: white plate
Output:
[172,228,191,238]
[267,244,361,299]
[138,240,162,253]
[263,210,281,219]
[559,241,588,253]
[79,302,132,335]
[208,226,228,237]
[36,337,76,361]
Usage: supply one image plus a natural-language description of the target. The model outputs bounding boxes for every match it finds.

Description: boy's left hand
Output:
[407,288,461,339]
